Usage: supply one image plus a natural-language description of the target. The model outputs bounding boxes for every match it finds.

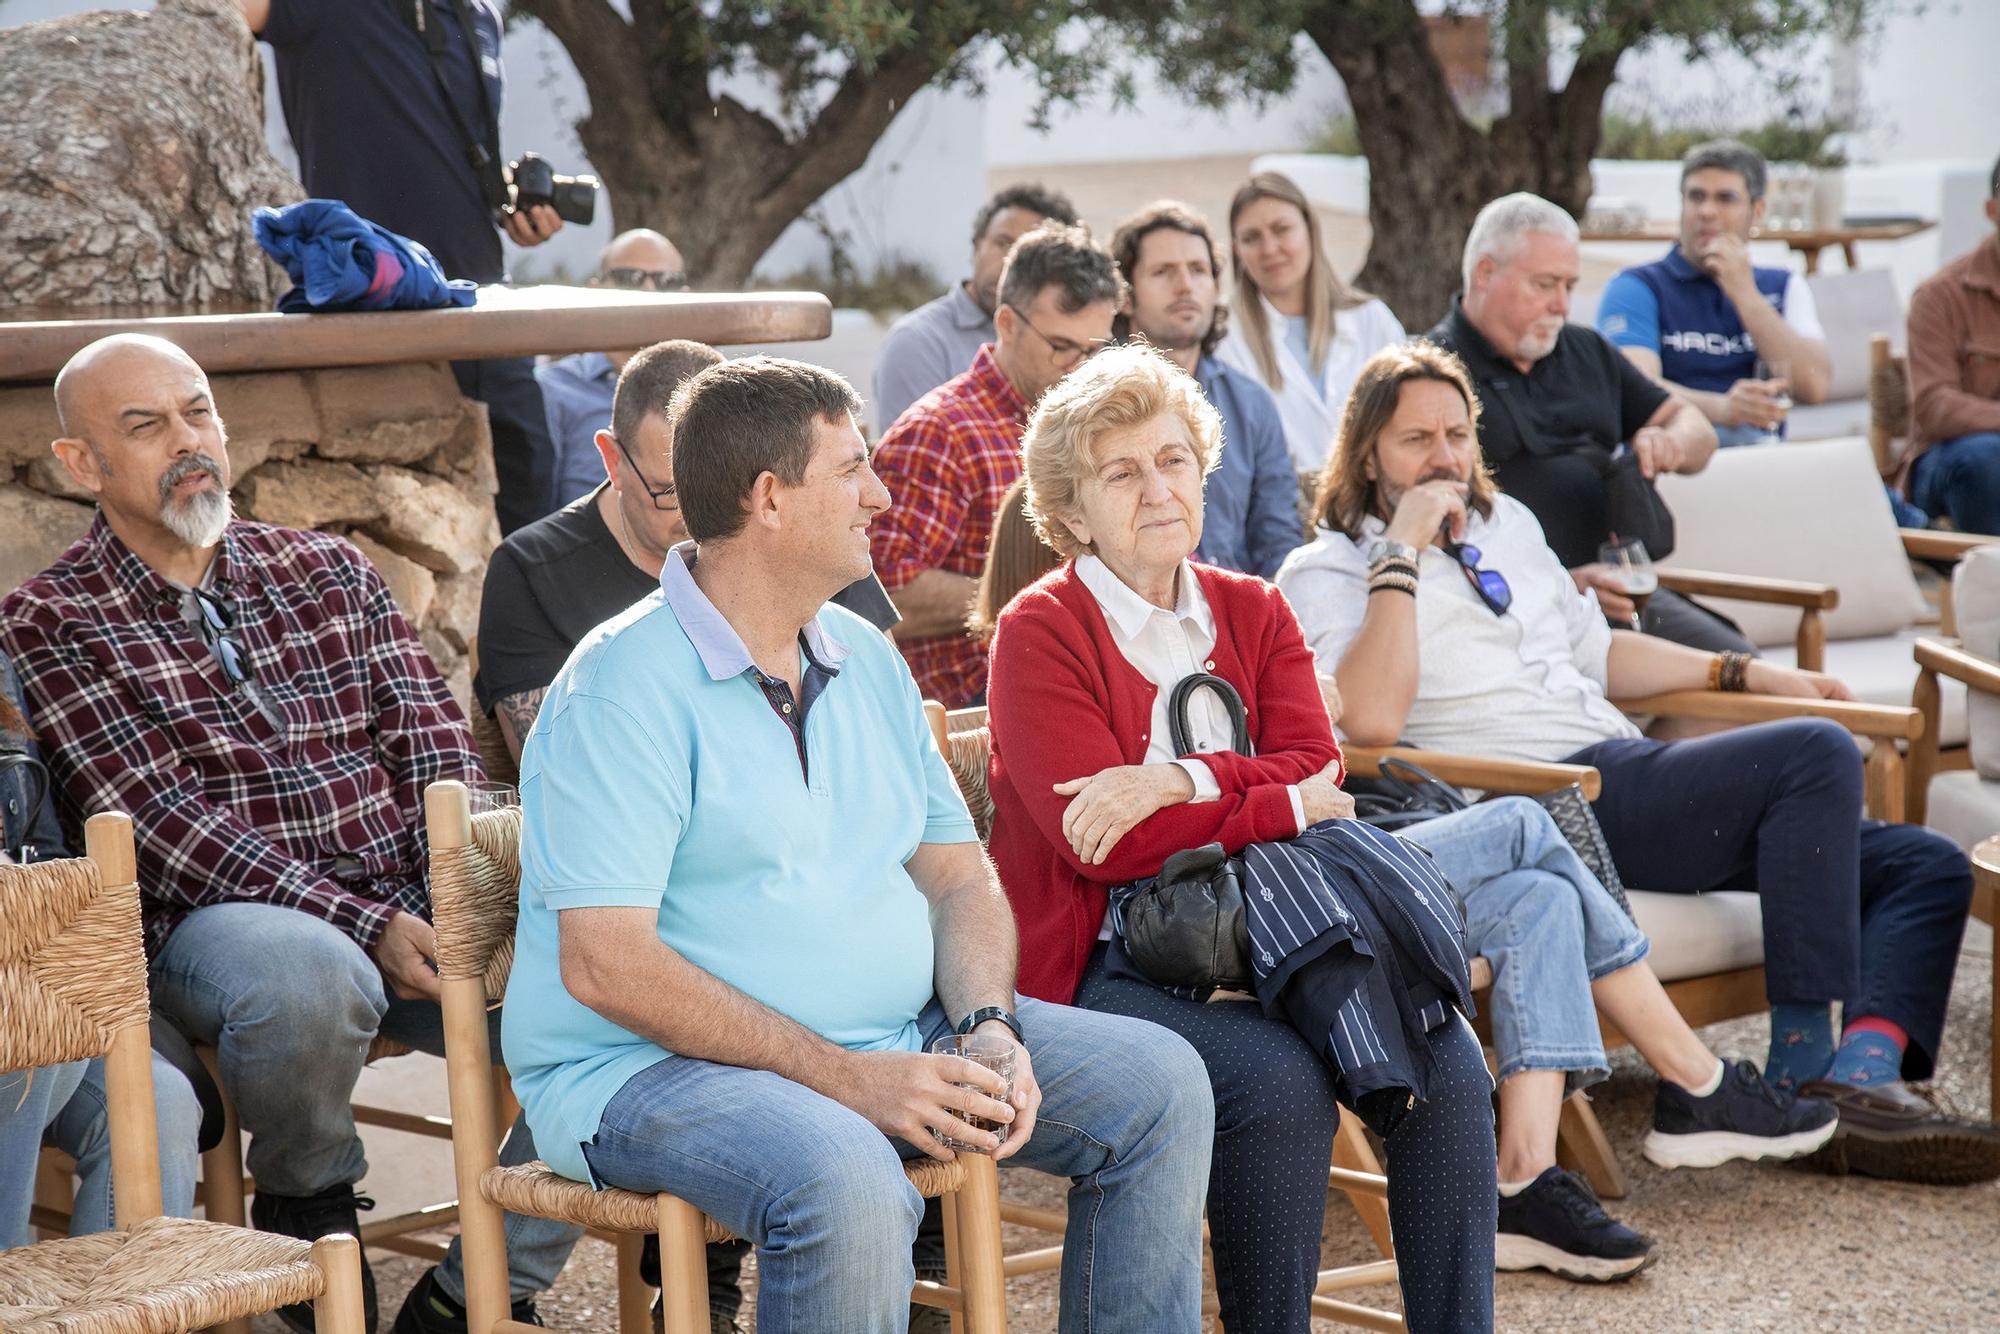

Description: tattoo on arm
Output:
[495,687,548,761]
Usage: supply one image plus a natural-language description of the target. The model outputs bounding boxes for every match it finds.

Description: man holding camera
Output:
[240,0,589,534]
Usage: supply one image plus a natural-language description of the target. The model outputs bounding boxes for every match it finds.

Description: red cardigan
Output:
[985,562,1344,1004]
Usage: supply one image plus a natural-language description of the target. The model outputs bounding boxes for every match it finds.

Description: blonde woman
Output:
[1214,172,1405,471]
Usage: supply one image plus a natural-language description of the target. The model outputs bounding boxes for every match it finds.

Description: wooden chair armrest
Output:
[1656,568,1839,610]
[1901,529,2000,562]
[1342,744,1601,799]
[1914,636,2000,696]
[1615,690,1923,741]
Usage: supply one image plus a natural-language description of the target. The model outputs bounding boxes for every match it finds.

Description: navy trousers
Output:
[453,356,557,535]
[1076,947,1495,1334]
[1567,717,1973,1079]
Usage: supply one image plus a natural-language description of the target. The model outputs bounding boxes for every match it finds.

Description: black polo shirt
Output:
[262,0,506,283]
[472,488,902,715]
[1426,299,1669,569]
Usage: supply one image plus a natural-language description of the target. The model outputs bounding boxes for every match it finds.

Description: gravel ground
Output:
[288,918,1994,1334]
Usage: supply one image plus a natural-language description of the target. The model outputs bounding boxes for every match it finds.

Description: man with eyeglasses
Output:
[535,230,690,506]
[1280,341,2000,1200]
[0,334,593,1334]
[479,340,898,768]
[871,223,1124,707]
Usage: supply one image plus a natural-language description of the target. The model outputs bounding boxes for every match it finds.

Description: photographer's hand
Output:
[501,204,563,247]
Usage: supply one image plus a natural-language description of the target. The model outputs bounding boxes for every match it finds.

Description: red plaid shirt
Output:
[0,515,481,954]
[871,343,1029,706]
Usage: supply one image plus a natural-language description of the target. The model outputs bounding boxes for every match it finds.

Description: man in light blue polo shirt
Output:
[504,355,1212,1331]
[872,184,1078,431]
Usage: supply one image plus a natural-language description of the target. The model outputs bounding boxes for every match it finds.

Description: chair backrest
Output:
[1953,547,2000,781]
[1868,332,1912,473]
[0,812,164,1224]
[1808,268,1904,404]
[464,637,521,790]
[426,783,524,1003]
[943,707,995,844]
[1656,436,1928,647]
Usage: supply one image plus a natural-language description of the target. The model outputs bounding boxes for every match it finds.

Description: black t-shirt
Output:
[472,489,903,714]
[1426,299,1669,569]
[262,0,506,283]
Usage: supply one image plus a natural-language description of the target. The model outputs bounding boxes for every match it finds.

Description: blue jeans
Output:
[148,903,582,1302]
[579,996,1214,1334]
[1400,799,1649,1092]
[0,1053,201,1247]
[1911,432,2000,537]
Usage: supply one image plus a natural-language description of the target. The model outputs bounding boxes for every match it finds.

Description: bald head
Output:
[595,229,685,290]
[54,334,208,442]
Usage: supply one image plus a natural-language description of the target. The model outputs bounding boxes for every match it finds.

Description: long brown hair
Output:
[1313,342,1498,539]
[1227,172,1371,394]
[968,478,1063,643]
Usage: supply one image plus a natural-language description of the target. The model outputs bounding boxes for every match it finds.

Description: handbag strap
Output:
[1167,673,1253,758]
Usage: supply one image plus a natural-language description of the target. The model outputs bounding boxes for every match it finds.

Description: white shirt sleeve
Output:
[1174,757,1222,804]
[1781,273,1826,343]
[1288,784,1307,835]
[1273,537,1374,674]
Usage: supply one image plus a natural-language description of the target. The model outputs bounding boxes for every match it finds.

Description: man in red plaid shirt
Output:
[0,335,577,1334]
[871,225,1124,706]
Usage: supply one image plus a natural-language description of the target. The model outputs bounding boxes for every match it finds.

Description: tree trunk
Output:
[519,1,952,288]
[0,0,301,310]
[1303,0,1626,332]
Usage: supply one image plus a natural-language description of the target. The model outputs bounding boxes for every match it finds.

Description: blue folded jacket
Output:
[253,199,479,313]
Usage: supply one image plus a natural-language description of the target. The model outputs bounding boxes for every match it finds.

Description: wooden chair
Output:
[929,704,1404,1331]
[1867,331,1911,479]
[422,778,1010,1334]
[0,812,367,1334]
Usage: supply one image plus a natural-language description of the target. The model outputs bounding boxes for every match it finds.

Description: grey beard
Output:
[161,481,233,547]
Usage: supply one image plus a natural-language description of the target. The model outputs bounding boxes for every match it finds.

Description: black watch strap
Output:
[956,1006,1024,1044]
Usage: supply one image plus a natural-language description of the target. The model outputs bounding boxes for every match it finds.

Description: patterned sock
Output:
[1825,1015,1908,1088]
[1765,1001,1835,1092]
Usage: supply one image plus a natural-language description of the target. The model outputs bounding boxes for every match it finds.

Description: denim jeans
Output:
[1911,432,2000,537]
[1400,798,1649,1091]
[148,902,582,1302]
[579,996,1214,1334]
[0,1053,202,1247]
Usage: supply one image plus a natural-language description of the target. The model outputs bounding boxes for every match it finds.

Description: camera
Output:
[507,153,599,226]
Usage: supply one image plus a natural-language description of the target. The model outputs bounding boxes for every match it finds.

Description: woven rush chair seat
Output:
[0,1215,328,1334]
[478,1156,968,1242]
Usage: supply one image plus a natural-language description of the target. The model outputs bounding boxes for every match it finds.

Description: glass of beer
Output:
[929,1033,1016,1153]
[1598,537,1658,630]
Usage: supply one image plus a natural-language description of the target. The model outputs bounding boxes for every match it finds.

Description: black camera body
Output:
[508,153,599,226]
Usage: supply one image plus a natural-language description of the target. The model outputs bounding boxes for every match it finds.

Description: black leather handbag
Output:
[1600,448,1676,561]
[1117,674,1256,994]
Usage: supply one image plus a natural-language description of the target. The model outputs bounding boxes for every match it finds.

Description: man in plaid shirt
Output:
[0,335,578,1334]
[871,225,1124,707]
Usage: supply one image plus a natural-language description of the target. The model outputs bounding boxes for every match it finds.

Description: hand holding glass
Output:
[1598,537,1657,629]
[929,1033,1016,1153]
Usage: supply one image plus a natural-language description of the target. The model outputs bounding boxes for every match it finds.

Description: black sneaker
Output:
[1644,1059,1838,1169]
[252,1184,379,1333]
[392,1266,542,1334]
[1495,1166,1657,1283]
[645,1296,745,1334]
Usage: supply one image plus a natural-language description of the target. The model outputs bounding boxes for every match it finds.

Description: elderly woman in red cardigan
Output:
[984,344,1495,1334]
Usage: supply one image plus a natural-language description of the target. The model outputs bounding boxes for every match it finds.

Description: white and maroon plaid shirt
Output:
[0,514,481,954]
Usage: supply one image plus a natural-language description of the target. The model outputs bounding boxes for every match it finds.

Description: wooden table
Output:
[1578,220,1935,273]
[1970,835,2000,1113]
[0,284,833,383]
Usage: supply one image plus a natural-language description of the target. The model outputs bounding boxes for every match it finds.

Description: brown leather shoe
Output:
[1797,1079,2000,1185]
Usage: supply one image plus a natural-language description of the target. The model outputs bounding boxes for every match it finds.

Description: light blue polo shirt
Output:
[502,546,978,1183]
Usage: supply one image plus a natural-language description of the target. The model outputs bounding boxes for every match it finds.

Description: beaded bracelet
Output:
[1717,651,1752,693]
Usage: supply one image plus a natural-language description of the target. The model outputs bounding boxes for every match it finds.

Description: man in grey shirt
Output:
[871,184,1078,429]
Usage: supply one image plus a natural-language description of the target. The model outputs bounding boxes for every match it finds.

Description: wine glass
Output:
[1598,537,1657,631]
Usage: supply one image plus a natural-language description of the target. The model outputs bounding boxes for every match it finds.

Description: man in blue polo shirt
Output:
[1597,140,1833,448]
[1111,201,1301,578]
[239,0,565,534]
[504,356,1212,1330]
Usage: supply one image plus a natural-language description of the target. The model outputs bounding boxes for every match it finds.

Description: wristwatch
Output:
[956,1006,1024,1044]
[1367,539,1421,568]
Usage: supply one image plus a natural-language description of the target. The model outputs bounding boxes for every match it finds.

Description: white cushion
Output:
[1924,770,2000,852]
[1761,630,1966,748]
[1805,268,1904,402]
[1787,398,1869,442]
[1952,547,2000,779]
[1657,437,1927,647]
[1627,889,1765,981]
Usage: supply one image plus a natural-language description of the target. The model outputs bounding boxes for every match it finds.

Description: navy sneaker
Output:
[1644,1059,1838,1170]
[1495,1166,1656,1283]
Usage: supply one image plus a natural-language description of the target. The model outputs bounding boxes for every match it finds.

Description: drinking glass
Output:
[929,1033,1016,1153]
[465,781,519,814]
[1752,356,1794,445]
[1598,537,1657,630]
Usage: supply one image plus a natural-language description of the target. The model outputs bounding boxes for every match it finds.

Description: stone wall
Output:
[0,362,500,709]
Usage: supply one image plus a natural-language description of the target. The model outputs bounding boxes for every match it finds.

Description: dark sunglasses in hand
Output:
[600,267,688,293]
[1443,541,1513,616]
[189,586,255,686]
